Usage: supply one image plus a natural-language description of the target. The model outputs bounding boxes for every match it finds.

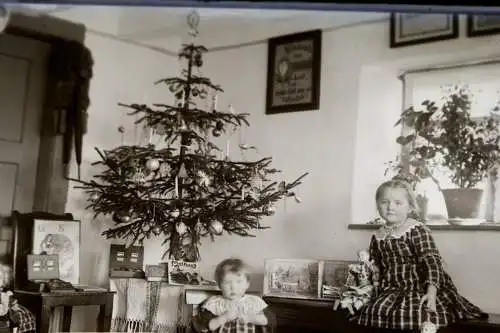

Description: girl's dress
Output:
[354,219,485,331]
[197,294,268,333]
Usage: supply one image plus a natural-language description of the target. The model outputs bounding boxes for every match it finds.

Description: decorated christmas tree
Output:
[72,10,308,262]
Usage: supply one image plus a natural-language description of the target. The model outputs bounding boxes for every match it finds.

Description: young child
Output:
[195,258,269,333]
[354,179,486,332]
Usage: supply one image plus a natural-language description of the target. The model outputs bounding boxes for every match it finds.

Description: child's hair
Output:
[375,179,419,216]
[214,258,251,286]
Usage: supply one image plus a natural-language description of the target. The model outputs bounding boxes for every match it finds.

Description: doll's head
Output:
[214,258,251,300]
[357,250,370,263]
[0,264,12,290]
[375,179,419,225]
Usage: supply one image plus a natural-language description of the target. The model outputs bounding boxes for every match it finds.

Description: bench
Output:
[263,296,500,333]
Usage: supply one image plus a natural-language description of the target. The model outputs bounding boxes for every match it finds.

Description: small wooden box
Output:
[26,255,59,281]
[109,244,144,278]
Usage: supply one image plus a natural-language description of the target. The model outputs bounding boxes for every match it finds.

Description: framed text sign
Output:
[265,30,322,115]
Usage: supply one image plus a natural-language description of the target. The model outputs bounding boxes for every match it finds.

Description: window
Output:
[401,63,500,222]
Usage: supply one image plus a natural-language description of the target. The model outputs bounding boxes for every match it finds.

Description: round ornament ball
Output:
[171,209,180,218]
[175,222,188,235]
[89,193,99,201]
[146,158,160,171]
[209,220,224,235]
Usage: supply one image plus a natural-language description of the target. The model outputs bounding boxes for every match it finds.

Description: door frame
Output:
[5,12,86,214]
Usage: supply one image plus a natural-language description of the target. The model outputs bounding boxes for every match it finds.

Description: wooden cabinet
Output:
[263,296,500,333]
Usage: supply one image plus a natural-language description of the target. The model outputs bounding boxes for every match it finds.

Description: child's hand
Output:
[420,291,437,312]
[222,308,239,322]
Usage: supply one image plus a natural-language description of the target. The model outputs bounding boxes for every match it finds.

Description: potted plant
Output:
[394,84,500,224]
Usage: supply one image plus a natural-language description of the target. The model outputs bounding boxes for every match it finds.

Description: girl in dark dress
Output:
[354,180,486,332]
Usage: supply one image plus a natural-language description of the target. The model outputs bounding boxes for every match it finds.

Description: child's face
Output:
[377,187,411,225]
[220,271,249,300]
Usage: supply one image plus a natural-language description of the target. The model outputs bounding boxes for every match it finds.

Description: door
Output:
[0,33,49,262]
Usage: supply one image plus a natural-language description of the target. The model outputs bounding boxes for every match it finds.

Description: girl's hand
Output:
[420,292,437,312]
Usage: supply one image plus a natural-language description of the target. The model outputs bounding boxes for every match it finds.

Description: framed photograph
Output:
[263,259,320,299]
[390,13,458,48]
[467,14,500,37]
[32,219,80,285]
[265,30,322,115]
[318,260,355,299]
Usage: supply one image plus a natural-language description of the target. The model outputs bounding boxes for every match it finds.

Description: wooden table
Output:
[14,290,114,333]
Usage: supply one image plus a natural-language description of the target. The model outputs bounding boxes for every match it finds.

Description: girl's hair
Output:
[214,258,251,286]
[375,179,420,216]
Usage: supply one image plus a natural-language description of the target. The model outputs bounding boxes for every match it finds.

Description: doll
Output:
[334,250,378,315]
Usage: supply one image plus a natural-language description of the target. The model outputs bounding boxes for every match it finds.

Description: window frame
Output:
[399,65,499,223]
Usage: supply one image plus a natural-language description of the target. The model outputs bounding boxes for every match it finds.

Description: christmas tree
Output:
[72,10,308,262]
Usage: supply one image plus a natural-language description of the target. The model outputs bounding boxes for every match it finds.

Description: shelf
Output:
[348,223,500,231]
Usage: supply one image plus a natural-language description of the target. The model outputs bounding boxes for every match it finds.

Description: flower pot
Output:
[441,188,483,224]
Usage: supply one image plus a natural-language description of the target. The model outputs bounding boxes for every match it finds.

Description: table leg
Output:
[38,306,52,333]
[97,295,113,332]
[61,306,73,332]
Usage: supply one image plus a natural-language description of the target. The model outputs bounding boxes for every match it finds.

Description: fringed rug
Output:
[110,279,189,332]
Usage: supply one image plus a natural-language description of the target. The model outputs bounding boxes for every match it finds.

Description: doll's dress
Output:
[200,294,267,333]
[354,219,486,331]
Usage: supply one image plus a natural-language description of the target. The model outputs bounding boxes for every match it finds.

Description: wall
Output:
[63,32,180,331]
[140,15,500,313]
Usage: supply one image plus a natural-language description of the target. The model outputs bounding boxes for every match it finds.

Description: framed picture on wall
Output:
[467,14,500,37]
[390,13,459,48]
[263,258,320,299]
[265,30,322,115]
[32,219,80,285]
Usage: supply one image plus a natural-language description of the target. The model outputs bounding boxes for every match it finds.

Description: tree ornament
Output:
[132,171,147,184]
[159,163,170,177]
[169,84,176,92]
[210,220,224,235]
[89,193,100,201]
[176,221,187,235]
[197,170,210,187]
[199,89,207,99]
[153,226,161,236]
[113,211,131,223]
[178,163,188,178]
[155,124,167,135]
[194,220,204,233]
[267,205,276,214]
[170,209,180,218]
[212,128,221,137]
[146,158,160,171]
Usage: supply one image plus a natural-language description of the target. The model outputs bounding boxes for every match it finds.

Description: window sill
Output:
[348,222,500,231]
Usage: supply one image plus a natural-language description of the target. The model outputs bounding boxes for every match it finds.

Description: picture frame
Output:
[318,260,355,299]
[263,258,320,299]
[390,13,459,48]
[467,14,500,37]
[265,29,322,115]
[32,218,80,285]
[10,211,75,289]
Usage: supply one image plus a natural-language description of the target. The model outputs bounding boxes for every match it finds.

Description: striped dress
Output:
[354,219,485,331]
